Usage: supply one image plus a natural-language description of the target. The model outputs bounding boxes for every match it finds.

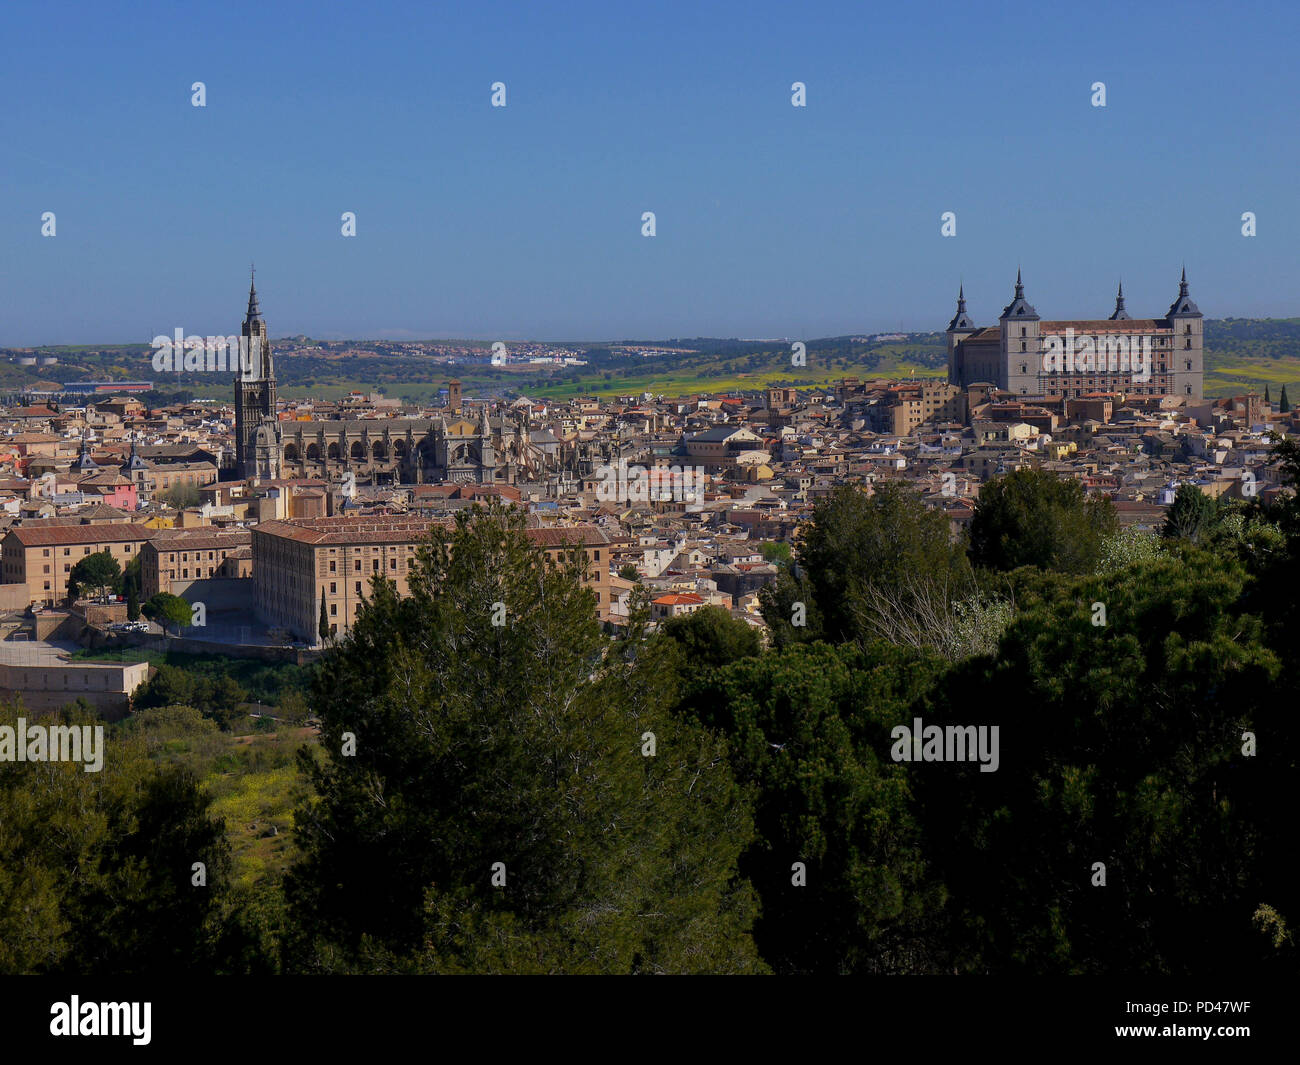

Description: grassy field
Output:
[207,735,313,890]
[122,704,317,890]
[1204,353,1300,399]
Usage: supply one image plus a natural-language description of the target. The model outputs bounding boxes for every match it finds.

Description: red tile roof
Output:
[6,522,152,547]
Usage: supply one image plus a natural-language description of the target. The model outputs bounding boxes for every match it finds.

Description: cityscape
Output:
[0,0,1295,1045]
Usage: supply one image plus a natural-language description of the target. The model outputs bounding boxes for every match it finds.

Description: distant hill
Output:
[2,318,1297,402]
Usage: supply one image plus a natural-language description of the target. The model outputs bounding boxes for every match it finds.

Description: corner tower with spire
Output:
[945,284,977,384]
[234,267,279,480]
[999,269,1042,395]
[1166,267,1204,399]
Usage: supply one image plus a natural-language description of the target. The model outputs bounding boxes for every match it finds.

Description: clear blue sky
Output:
[2,0,1297,345]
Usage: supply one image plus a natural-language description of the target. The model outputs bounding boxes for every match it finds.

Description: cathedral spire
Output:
[246,265,261,321]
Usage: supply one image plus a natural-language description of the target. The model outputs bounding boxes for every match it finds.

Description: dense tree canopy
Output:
[968,467,1117,574]
[285,505,763,973]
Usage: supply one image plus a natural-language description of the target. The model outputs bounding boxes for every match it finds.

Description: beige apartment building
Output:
[873,381,966,435]
[251,514,613,643]
[1,523,153,606]
[140,528,253,600]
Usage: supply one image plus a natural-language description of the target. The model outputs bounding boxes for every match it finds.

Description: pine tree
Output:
[1161,483,1221,543]
[285,503,762,973]
[318,589,330,644]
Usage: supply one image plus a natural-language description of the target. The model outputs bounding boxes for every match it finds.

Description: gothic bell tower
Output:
[234,268,278,478]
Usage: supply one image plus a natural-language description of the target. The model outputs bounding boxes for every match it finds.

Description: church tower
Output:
[234,269,278,479]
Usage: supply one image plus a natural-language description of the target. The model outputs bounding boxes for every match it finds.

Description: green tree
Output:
[759,540,792,567]
[757,568,823,649]
[134,664,196,709]
[968,467,1117,574]
[674,642,945,973]
[1161,484,1221,544]
[912,549,1285,973]
[658,605,761,669]
[122,554,142,604]
[285,504,762,973]
[126,583,140,621]
[160,481,201,509]
[143,592,192,634]
[617,562,640,582]
[276,689,311,726]
[1281,384,1291,413]
[67,550,122,602]
[318,589,330,644]
[0,701,238,974]
[790,483,971,644]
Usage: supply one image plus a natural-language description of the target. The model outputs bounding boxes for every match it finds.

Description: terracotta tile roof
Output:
[148,528,252,552]
[525,525,610,548]
[6,522,152,547]
[652,592,704,605]
[253,515,446,546]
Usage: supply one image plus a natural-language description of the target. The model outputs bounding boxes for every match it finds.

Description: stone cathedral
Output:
[231,274,552,485]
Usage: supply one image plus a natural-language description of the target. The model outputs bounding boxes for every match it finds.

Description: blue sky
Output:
[2,0,1297,345]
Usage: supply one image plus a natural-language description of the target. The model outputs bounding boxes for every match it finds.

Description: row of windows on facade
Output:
[313,585,604,610]
[162,551,231,562]
[1018,364,1193,374]
[33,545,134,558]
[159,566,225,580]
[1015,386,1189,396]
[1013,327,1196,338]
[1016,340,1196,352]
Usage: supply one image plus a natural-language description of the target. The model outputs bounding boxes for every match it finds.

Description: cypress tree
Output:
[319,588,330,643]
[1281,384,1291,414]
